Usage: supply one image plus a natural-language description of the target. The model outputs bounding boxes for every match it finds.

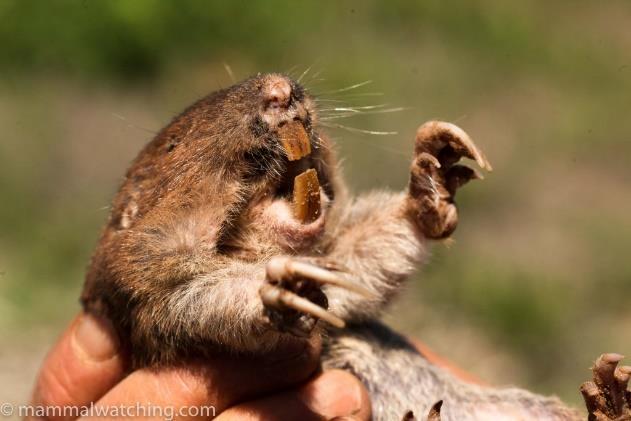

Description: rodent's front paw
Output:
[407,121,492,239]
[259,256,371,337]
[581,353,631,421]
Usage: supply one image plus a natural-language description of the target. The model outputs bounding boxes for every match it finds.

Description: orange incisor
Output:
[293,168,321,223]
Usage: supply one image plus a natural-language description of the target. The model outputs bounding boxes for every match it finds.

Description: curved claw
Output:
[260,283,345,328]
[266,256,374,299]
[415,121,493,171]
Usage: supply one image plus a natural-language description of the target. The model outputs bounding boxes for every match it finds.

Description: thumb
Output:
[30,313,125,420]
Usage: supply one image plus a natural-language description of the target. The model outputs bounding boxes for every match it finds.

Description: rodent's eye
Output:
[249,116,269,137]
[290,83,305,102]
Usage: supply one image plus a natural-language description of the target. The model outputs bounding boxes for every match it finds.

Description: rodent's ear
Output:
[120,200,138,229]
[120,197,139,229]
[108,188,140,231]
[289,80,305,102]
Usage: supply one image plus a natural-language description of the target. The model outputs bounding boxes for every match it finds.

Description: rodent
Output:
[81,73,622,420]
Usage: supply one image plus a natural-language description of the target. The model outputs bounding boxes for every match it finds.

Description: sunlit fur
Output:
[82,74,582,419]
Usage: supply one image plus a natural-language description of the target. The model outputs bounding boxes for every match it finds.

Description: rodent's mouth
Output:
[269,120,326,224]
[251,120,330,244]
[261,186,329,240]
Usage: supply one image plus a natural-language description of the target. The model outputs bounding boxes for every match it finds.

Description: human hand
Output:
[29,312,371,420]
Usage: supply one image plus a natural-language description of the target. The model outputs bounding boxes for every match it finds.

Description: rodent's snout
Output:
[258,74,310,130]
[263,76,292,110]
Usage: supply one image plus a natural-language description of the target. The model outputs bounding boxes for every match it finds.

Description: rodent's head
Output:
[229,73,338,250]
[194,73,316,154]
[154,73,338,251]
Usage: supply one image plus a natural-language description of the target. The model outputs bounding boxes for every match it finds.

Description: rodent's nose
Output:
[263,76,291,109]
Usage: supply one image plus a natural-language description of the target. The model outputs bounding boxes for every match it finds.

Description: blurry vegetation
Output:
[1,0,630,405]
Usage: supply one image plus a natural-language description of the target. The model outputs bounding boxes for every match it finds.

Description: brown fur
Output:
[82,74,584,419]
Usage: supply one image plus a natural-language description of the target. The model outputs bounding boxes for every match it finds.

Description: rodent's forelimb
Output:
[316,121,491,324]
[132,259,287,360]
[84,201,287,364]
[322,191,428,322]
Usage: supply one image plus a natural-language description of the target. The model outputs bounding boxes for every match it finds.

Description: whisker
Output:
[297,65,313,83]
[319,104,389,112]
[320,109,406,121]
[318,80,373,95]
[308,69,323,82]
[452,114,468,124]
[111,113,157,135]
[222,62,236,83]
[285,65,299,79]
[333,92,384,98]
[300,76,328,93]
[314,98,349,103]
[344,137,409,157]
[319,107,407,122]
[322,122,398,136]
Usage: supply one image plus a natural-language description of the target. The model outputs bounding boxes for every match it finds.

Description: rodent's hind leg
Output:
[408,121,492,239]
[580,353,631,420]
[259,256,372,336]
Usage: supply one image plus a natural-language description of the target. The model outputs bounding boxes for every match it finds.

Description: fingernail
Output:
[72,313,119,362]
[299,370,364,419]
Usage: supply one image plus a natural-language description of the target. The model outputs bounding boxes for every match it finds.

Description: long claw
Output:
[266,257,374,298]
[441,122,492,171]
[416,121,493,171]
[260,284,345,328]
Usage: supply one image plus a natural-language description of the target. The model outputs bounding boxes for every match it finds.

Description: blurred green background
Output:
[1,0,630,408]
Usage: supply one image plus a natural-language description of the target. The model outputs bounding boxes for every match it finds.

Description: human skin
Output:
[29,312,371,421]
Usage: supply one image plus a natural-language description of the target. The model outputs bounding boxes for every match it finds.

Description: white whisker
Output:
[111,113,157,134]
[285,65,299,79]
[297,65,312,83]
[319,104,388,112]
[314,98,349,103]
[222,62,235,83]
[322,122,398,136]
[336,92,384,97]
[308,69,323,82]
[346,138,408,157]
[318,80,373,95]
[319,107,407,121]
